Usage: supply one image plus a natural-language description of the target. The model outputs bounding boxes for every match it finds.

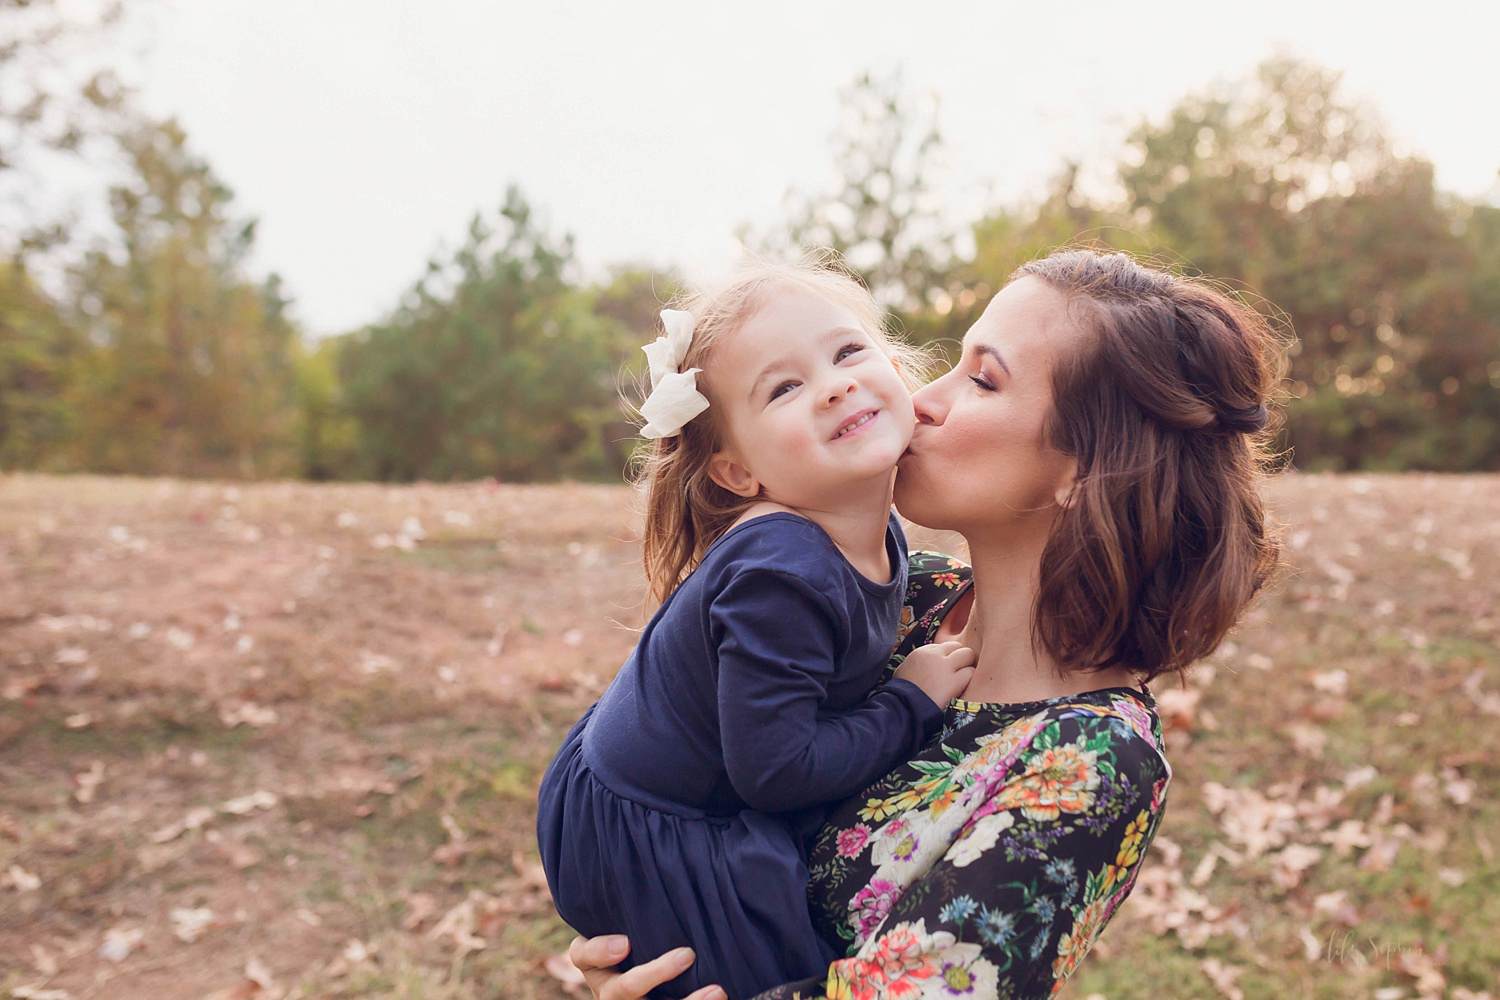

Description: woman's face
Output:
[894,276,1087,541]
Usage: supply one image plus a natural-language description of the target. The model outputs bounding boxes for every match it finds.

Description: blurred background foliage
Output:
[1,5,1497,481]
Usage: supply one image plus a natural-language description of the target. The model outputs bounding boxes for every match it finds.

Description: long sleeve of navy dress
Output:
[536,512,944,1000]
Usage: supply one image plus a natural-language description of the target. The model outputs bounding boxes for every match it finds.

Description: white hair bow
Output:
[639,309,710,439]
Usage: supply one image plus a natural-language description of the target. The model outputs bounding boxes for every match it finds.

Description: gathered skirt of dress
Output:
[537,707,840,1000]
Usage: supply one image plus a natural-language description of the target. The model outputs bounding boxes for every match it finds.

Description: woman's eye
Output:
[968,374,995,392]
[835,343,865,362]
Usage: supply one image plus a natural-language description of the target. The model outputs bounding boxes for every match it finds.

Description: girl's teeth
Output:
[837,413,874,437]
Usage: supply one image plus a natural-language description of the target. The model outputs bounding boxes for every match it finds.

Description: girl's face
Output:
[895,277,1085,542]
[704,285,915,511]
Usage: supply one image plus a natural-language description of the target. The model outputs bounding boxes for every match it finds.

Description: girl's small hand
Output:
[567,935,727,1000]
[892,640,976,707]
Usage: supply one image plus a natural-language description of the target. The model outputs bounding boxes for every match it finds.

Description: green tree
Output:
[0,261,77,468]
[339,188,639,482]
[67,116,299,476]
[753,71,958,326]
[945,165,1154,360]
[1,0,133,264]
[292,332,358,481]
[1120,55,1500,470]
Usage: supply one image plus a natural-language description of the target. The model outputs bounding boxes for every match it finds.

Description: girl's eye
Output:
[968,374,995,392]
[769,381,797,400]
[835,343,865,362]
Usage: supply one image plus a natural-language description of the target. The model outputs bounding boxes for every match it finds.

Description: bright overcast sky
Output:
[121,0,1500,337]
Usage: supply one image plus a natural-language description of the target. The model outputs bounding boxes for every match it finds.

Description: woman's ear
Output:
[708,450,762,499]
[1053,458,1079,510]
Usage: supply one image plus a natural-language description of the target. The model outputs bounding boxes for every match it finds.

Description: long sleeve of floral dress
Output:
[753,552,1172,1000]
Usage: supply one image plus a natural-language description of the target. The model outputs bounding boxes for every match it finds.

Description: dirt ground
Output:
[1,473,1497,999]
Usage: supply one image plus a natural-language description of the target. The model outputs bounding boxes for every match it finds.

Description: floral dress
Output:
[754,553,1172,1000]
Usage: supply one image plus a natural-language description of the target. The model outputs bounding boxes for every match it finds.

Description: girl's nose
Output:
[824,376,858,406]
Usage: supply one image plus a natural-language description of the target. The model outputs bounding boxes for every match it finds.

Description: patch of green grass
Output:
[395,539,511,575]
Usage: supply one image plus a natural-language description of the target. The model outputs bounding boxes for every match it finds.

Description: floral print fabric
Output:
[754,553,1172,1000]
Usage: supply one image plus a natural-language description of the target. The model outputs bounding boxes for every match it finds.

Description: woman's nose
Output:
[911,377,947,425]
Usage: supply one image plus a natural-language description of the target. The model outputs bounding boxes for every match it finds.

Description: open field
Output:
[1,472,1497,1000]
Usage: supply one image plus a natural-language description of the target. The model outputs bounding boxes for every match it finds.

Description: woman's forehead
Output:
[964,278,1081,359]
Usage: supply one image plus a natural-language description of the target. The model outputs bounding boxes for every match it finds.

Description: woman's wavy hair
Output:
[1020,249,1287,683]
[634,252,932,606]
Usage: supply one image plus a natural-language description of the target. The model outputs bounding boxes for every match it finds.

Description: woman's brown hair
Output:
[1020,249,1286,682]
[634,254,932,606]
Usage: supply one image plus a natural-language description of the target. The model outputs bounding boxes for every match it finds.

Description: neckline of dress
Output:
[948,684,1154,715]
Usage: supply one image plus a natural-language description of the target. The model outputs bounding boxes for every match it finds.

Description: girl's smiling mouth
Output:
[832,410,879,440]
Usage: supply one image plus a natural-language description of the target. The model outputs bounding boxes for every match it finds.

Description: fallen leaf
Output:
[1286,723,1327,757]
[427,895,486,954]
[30,944,58,977]
[1199,957,1244,1000]
[244,955,276,989]
[1320,820,1374,857]
[98,925,144,962]
[1441,767,1475,806]
[1310,668,1348,696]
[218,701,278,729]
[1154,686,1202,734]
[151,806,217,843]
[1269,843,1322,890]
[402,892,440,931]
[171,906,215,943]
[4,864,42,891]
[221,790,278,815]
[73,761,106,804]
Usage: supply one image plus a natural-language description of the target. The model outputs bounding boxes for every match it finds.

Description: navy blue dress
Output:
[536,512,943,999]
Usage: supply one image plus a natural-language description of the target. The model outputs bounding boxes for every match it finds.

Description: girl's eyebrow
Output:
[746,326,870,401]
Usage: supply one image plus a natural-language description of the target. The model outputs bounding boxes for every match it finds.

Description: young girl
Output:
[536,259,976,999]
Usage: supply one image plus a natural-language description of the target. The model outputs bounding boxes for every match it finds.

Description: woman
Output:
[570,248,1284,999]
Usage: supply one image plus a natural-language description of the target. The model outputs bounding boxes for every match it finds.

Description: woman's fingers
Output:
[606,947,702,1000]
[570,934,631,972]
[568,936,723,1000]
[569,935,629,998]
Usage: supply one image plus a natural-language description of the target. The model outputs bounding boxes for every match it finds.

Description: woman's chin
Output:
[892,483,942,530]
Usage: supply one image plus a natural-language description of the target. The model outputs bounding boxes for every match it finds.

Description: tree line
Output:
[2,24,1497,480]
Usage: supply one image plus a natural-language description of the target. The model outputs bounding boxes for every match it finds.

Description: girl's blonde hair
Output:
[633,252,931,606]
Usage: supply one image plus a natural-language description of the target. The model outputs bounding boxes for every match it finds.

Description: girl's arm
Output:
[711,565,943,813]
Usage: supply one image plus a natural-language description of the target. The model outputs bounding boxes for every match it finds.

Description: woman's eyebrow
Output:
[974,344,1012,376]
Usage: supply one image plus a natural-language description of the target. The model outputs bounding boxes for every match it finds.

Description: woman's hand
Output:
[892,639,976,707]
[568,935,727,1000]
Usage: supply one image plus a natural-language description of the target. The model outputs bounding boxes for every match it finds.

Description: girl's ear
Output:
[708,450,762,499]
